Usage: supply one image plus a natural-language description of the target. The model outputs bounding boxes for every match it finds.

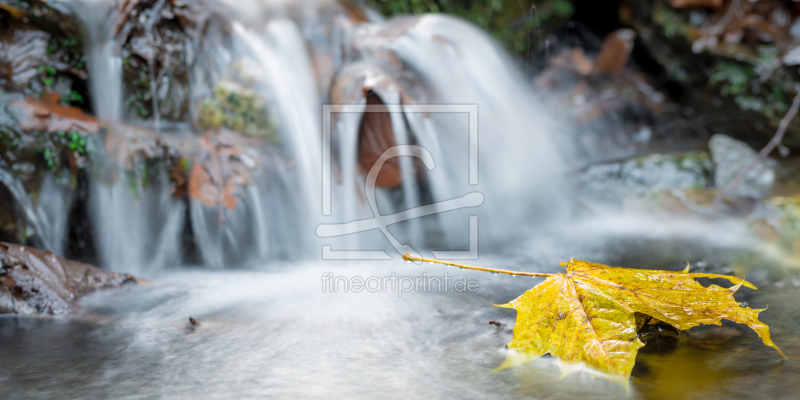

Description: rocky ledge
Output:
[0,241,135,315]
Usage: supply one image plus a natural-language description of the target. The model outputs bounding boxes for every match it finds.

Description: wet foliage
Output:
[623,0,800,151]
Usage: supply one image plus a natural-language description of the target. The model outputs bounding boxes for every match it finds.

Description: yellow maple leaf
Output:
[402,254,785,382]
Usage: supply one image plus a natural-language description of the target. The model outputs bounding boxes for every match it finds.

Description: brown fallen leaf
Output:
[402,254,785,384]
[594,29,636,76]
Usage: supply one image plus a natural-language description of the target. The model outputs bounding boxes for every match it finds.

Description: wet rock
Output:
[0,29,50,88]
[189,127,262,210]
[0,241,134,315]
[300,0,374,98]
[358,91,402,189]
[1,93,100,184]
[637,320,681,354]
[579,152,713,206]
[113,0,209,123]
[709,134,775,199]
[103,123,182,171]
[11,94,99,134]
[0,2,96,246]
[0,1,89,108]
[329,58,424,189]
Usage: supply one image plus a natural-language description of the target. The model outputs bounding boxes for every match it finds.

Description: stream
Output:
[2,217,799,399]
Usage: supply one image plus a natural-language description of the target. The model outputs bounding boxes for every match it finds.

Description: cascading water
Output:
[0,169,72,256]
[322,15,570,255]
[63,0,189,273]
[382,15,571,240]
[4,0,569,271]
[70,0,122,122]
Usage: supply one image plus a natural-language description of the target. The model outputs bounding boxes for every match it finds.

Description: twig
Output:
[716,90,800,202]
[402,253,553,277]
[707,0,741,36]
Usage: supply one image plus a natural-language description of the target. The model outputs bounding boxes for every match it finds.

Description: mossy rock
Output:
[580,151,713,206]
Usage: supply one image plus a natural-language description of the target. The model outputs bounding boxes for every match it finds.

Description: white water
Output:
[0,170,72,256]
[90,172,185,273]
[68,0,122,122]
[7,0,569,272]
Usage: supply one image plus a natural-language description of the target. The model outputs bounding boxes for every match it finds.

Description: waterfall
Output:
[3,0,570,271]
[0,170,72,256]
[385,15,570,241]
[68,0,122,122]
[90,170,185,273]
[322,15,570,255]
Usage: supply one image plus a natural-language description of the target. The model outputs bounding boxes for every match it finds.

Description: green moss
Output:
[198,80,277,140]
[709,63,751,96]
[653,4,694,40]
[365,0,574,59]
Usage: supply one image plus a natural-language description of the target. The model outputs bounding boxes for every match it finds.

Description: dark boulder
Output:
[0,241,134,315]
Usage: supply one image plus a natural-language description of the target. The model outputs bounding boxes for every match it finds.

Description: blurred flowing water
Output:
[2,1,799,399]
[41,0,570,272]
[1,218,798,399]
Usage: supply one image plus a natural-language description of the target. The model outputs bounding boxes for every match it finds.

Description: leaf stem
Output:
[402,253,554,277]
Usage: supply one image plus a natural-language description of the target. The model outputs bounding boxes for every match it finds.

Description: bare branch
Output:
[716,90,800,202]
